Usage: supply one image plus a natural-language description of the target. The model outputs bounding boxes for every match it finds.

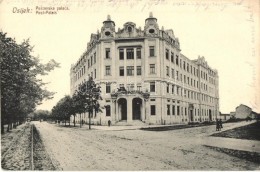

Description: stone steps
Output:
[114,120,148,126]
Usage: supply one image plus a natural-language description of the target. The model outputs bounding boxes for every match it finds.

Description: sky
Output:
[1,0,259,113]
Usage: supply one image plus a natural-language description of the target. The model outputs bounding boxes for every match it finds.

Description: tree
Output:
[79,76,102,129]
[50,77,102,129]
[51,95,73,126]
[0,32,60,133]
[28,110,51,121]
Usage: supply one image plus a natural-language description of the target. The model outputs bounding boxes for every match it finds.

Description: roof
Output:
[236,104,252,110]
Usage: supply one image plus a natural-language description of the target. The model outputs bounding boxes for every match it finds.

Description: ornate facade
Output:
[70,13,219,125]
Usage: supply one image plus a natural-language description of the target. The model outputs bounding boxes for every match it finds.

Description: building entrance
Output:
[118,98,127,120]
[132,98,142,120]
[209,109,212,121]
[190,109,194,122]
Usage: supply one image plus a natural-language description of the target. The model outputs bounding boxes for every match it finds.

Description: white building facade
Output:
[70,13,219,125]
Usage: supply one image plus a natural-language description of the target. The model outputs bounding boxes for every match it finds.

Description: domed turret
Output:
[144,12,159,36]
[101,15,116,38]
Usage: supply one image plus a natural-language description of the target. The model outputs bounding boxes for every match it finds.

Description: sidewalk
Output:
[201,120,260,153]
[202,136,260,153]
[91,120,256,132]
[90,124,178,131]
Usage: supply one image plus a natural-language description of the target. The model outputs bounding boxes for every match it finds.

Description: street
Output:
[32,121,260,170]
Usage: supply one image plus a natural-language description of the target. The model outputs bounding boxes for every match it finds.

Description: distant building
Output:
[70,13,220,125]
[235,104,254,119]
[219,113,231,121]
[230,112,236,119]
[251,111,259,119]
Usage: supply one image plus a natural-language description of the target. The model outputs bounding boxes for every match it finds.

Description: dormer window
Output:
[128,26,132,32]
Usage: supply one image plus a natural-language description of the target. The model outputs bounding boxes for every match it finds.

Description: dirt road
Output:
[33,121,260,170]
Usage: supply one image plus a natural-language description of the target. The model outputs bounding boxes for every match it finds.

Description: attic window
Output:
[128,26,132,32]
[149,29,155,33]
[105,31,111,36]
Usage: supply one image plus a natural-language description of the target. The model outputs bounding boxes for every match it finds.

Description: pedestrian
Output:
[108,120,111,127]
[219,119,223,130]
[216,119,219,131]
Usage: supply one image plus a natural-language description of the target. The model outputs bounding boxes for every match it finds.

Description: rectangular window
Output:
[172,69,174,78]
[106,105,111,116]
[94,53,96,63]
[119,84,124,90]
[106,48,110,59]
[167,105,170,115]
[136,48,141,59]
[171,52,174,62]
[172,85,174,94]
[165,49,169,60]
[151,105,156,115]
[126,48,134,59]
[127,66,134,76]
[127,84,134,91]
[91,56,93,66]
[88,59,90,68]
[176,55,179,65]
[106,83,111,93]
[149,46,155,57]
[172,105,175,115]
[166,84,169,93]
[177,106,180,115]
[176,71,179,80]
[150,64,155,74]
[166,66,169,76]
[137,84,142,91]
[187,63,189,72]
[105,66,111,75]
[137,66,141,75]
[150,82,155,92]
[119,49,124,60]
[119,67,124,76]
[94,69,96,78]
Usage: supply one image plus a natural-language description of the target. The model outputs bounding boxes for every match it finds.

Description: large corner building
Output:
[70,13,219,125]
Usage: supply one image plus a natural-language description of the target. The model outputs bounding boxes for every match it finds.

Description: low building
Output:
[235,104,253,119]
[230,112,236,119]
[219,113,231,121]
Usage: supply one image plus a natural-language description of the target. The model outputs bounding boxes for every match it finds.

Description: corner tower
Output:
[101,15,115,38]
[144,12,159,36]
